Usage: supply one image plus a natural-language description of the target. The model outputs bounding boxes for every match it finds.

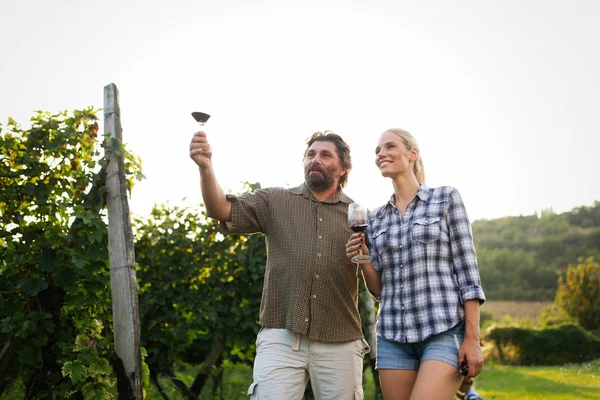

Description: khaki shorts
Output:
[248,328,370,400]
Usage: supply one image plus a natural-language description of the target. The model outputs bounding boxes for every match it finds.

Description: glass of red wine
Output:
[191,111,211,153]
[348,203,372,264]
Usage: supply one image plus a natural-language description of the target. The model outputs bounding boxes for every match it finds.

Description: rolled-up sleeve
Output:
[447,188,486,304]
[220,189,270,234]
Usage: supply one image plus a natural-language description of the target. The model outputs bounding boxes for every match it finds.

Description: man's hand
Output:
[189,131,213,168]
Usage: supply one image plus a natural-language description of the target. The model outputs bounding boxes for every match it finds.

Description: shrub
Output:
[537,302,573,328]
[484,322,600,365]
[554,257,600,331]
[480,310,495,329]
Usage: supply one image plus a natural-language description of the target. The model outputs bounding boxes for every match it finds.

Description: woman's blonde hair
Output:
[383,128,425,184]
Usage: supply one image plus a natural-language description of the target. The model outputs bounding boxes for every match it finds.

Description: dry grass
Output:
[482,300,551,321]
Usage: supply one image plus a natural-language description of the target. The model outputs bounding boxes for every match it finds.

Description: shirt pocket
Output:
[371,227,388,255]
[411,216,442,243]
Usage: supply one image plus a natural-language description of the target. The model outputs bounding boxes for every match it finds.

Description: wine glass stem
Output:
[197,122,211,153]
[356,249,363,267]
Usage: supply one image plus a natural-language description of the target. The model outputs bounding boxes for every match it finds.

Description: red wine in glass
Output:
[348,203,372,263]
[191,112,210,125]
[350,224,368,233]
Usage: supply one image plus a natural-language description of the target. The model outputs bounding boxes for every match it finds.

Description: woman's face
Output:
[375,131,416,178]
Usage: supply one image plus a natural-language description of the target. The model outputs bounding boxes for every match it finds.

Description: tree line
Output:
[473,203,600,301]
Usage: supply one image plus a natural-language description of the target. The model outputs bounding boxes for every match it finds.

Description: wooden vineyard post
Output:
[104,83,143,398]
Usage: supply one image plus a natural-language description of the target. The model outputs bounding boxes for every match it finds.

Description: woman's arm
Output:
[346,232,382,298]
[459,299,483,378]
[446,188,485,378]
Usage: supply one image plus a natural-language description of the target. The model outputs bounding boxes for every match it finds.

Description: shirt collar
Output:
[288,182,352,204]
[377,184,431,217]
[415,184,431,202]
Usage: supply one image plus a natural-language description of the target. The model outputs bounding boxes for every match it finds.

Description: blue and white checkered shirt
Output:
[367,185,486,343]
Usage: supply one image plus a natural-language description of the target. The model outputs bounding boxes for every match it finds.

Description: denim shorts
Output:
[376,322,464,370]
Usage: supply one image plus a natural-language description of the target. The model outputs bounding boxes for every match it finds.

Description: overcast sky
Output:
[1,0,599,221]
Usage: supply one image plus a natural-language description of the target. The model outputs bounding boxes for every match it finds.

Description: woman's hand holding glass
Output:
[347,203,372,264]
[345,232,371,264]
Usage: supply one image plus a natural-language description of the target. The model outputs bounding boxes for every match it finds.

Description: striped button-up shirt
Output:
[221,183,363,343]
[367,185,485,343]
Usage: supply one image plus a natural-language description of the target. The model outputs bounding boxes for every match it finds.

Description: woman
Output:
[346,128,486,399]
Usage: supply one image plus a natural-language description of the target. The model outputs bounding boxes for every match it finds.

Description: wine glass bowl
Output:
[348,203,372,264]
[191,112,210,124]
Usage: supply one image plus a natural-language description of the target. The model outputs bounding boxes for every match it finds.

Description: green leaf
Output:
[42,318,54,334]
[89,357,112,376]
[77,350,95,365]
[82,381,114,400]
[19,344,42,366]
[62,360,88,383]
[21,277,48,296]
[0,317,15,333]
[72,254,86,269]
[73,334,90,352]
[20,319,36,337]
[86,229,103,244]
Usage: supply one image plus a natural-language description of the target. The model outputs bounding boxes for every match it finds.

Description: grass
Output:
[2,359,597,399]
[474,360,600,400]
[146,359,600,400]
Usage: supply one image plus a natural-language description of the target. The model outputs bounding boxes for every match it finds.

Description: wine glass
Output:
[191,111,211,152]
[348,203,372,264]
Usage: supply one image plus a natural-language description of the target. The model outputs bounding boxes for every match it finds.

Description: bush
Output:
[484,322,600,365]
[0,109,143,397]
[480,310,495,329]
[554,257,600,331]
[537,302,574,327]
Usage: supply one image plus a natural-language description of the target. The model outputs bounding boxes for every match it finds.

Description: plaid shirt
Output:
[367,185,485,343]
[221,183,364,343]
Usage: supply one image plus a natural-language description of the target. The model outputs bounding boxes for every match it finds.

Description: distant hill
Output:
[472,201,600,301]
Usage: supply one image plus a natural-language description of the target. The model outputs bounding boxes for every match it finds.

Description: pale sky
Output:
[1,0,599,222]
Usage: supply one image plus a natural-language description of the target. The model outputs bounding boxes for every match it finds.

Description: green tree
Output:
[0,109,143,398]
[477,247,556,301]
[472,202,600,301]
[134,193,266,398]
[553,257,600,332]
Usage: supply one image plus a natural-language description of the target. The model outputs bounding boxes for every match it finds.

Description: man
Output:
[189,130,370,399]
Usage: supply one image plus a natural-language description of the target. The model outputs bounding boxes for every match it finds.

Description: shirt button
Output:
[319,218,323,222]
[305,318,309,322]
[315,274,319,278]
[399,244,403,249]
[312,295,317,298]
[402,306,405,310]
[400,284,404,288]
[318,235,322,239]
[317,253,322,257]
[400,264,403,268]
